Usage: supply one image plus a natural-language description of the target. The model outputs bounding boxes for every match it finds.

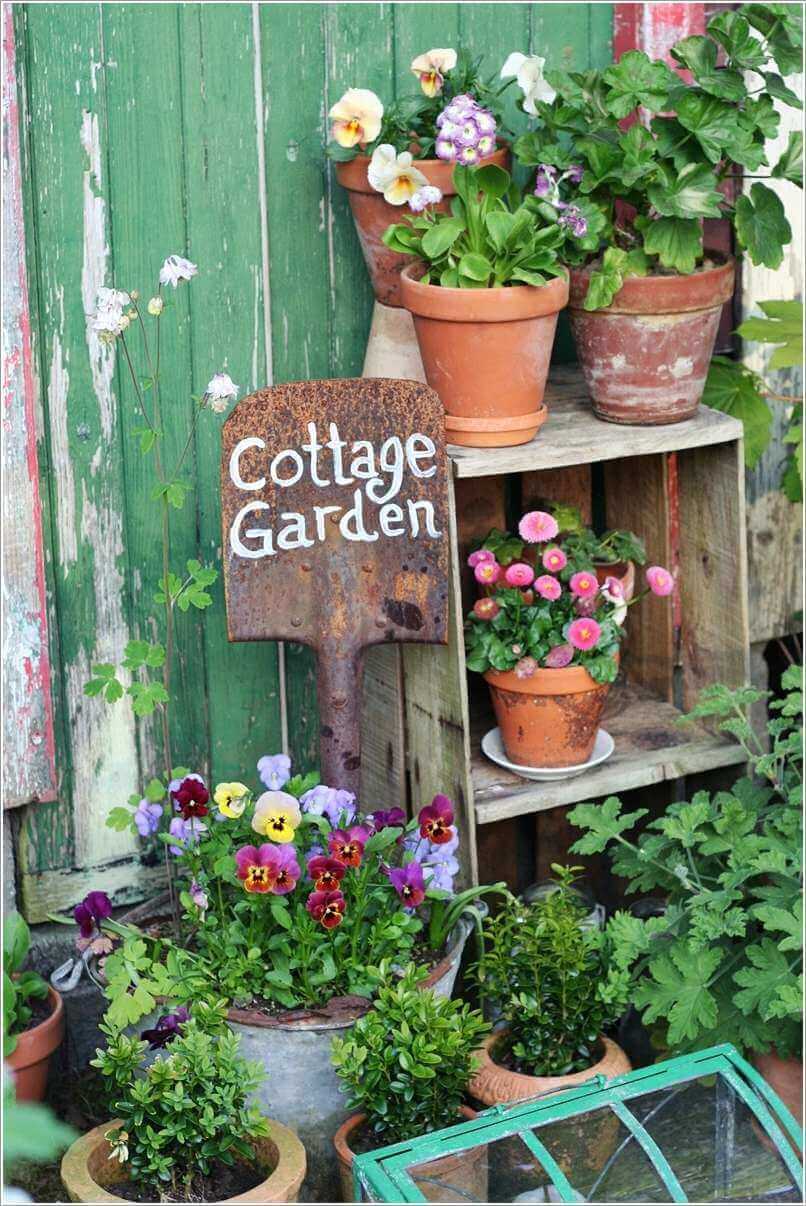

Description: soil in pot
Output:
[336,148,509,308]
[8,985,65,1103]
[569,255,735,425]
[485,663,613,768]
[108,1160,263,1203]
[334,1107,486,1204]
[401,265,568,448]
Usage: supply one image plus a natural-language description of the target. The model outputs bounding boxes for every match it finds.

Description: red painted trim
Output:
[614,3,706,65]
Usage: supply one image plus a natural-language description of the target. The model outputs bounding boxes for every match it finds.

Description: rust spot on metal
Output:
[383,598,424,631]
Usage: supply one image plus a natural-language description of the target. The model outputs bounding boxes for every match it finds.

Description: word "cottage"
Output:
[228,422,442,559]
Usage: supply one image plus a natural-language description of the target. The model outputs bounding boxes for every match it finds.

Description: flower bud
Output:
[147,296,164,316]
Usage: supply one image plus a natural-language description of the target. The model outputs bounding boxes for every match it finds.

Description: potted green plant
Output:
[4,911,64,1103]
[331,964,490,1202]
[468,867,631,1110]
[60,1002,306,1203]
[330,49,512,306]
[569,665,803,1123]
[465,508,673,767]
[386,163,573,447]
[512,6,803,423]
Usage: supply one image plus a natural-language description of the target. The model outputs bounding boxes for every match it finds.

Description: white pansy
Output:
[500,51,556,116]
[205,372,239,413]
[328,88,384,147]
[367,144,427,205]
[159,254,198,288]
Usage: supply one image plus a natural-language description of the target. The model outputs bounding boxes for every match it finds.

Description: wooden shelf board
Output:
[448,365,743,479]
[472,681,746,825]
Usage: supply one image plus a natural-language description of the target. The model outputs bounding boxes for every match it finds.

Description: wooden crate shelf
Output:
[470,681,746,826]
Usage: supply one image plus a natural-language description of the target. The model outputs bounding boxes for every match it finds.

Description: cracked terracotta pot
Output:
[7,985,64,1102]
[336,148,509,308]
[484,663,612,768]
[401,265,568,448]
[569,255,735,425]
[60,1118,306,1203]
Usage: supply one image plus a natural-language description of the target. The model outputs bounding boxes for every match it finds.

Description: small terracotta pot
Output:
[752,1050,804,1130]
[60,1118,306,1204]
[334,1106,484,1203]
[336,148,510,308]
[569,256,735,425]
[7,986,64,1102]
[401,266,568,448]
[485,663,613,768]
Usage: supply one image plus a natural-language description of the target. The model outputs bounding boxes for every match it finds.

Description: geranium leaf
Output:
[772,130,803,188]
[602,51,676,118]
[568,796,648,855]
[634,945,721,1045]
[670,36,746,102]
[734,183,792,270]
[700,357,772,468]
[640,217,703,275]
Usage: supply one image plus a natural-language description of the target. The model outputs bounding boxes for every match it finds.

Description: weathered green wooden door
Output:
[12,2,612,920]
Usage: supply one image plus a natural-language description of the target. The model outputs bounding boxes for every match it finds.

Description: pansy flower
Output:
[410,47,457,97]
[235,844,279,893]
[73,890,112,939]
[418,795,454,845]
[170,774,210,820]
[368,807,406,833]
[329,88,384,148]
[307,854,347,891]
[134,798,163,837]
[387,861,426,907]
[328,825,370,867]
[251,790,301,843]
[168,816,206,857]
[306,889,346,929]
[141,1007,189,1050]
[257,753,292,791]
[300,784,357,827]
[214,781,250,819]
[270,844,301,895]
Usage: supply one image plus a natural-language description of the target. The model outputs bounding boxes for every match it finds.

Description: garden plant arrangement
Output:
[464,507,673,768]
[4,913,64,1104]
[512,4,803,423]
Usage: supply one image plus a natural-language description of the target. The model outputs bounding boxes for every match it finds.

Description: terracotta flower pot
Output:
[7,985,64,1102]
[334,1106,485,1203]
[752,1050,804,1130]
[485,663,613,768]
[401,266,568,448]
[569,256,735,425]
[336,148,510,308]
[60,1118,306,1204]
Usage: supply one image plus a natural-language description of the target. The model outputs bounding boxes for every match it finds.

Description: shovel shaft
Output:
[316,645,365,796]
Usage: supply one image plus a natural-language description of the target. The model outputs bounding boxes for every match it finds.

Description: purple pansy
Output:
[168,816,206,857]
[257,753,292,791]
[387,861,426,907]
[73,890,112,939]
[300,784,357,827]
[368,807,406,832]
[134,798,163,837]
[141,1006,190,1050]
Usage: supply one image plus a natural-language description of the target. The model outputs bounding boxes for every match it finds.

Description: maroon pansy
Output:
[418,795,454,845]
[73,890,112,939]
[306,889,346,929]
[307,855,346,892]
[171,775,210,820]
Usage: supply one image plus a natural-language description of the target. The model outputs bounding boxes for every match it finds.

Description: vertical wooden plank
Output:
[178,2,283,783]
[520,466,593,523]
[2,4,58,808]
[603,454,674,701]
[392,3,461,95]
[459,4,531,142]
[678,439,750,705]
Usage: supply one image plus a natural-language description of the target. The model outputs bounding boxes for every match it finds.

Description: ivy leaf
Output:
[568,796,648,855]
[734,939,795,1022]
[670,36,746,102]
[772,130,803,188]
[700,357,772,469]
[738,300,803,370]
[706,12,767,70]
[634,945,721,1045]
[640,216,703,275]
[734,183,792,270]
[602,51,676,118]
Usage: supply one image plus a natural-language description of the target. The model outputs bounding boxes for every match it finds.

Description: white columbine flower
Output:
[500,52,556,116]
[367,144,428,205]
[205,372,239,413]
[91,287,130,342]
[328,88,384,148]
[410,48,457,97]
[159,254,198,288]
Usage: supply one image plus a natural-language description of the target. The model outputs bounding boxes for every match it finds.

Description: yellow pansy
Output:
[252,790,302,844]
[410,48,457,97]
[328,88,384,148]
[214,781,250,819]
[367,145,428,206]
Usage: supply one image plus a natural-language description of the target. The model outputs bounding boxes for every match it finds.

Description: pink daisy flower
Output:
[467,548,495,568]
[504,562,535,588]
[567,618,602,651]
[518,510,559,544]
[569,571,598,600]
[473,597,500,621]
[542,546,567,573]
[534,574,562,601]
[474,559,501,585]
[646,565,674,596]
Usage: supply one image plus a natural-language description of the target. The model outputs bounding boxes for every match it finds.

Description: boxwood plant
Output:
[513,4,803,308]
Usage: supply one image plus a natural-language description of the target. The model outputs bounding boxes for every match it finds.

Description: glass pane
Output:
[533,1105,674,1202]
[631,1074,801,1203]
[403,1131,559,1203]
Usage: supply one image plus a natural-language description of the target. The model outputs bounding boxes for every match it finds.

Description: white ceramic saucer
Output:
[481,727,615,782]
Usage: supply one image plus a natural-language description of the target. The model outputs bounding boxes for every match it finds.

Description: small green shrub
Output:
[3,912,49,1056]
[473,867,630,1077]
[331,963,489,1145]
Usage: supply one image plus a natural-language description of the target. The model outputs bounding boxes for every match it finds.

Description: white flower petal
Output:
[501,51,526,80]
[159,254,198,288]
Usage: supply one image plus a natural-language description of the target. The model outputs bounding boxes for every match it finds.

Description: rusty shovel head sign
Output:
[221,377,450,789]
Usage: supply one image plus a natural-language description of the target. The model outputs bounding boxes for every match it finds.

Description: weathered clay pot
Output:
[401,266,568,448]
[753,1050,803,1130]
[60,1118,306,1203]
[7,986,64,1102]
[336,148,510,308]
[334,1106,485,1203]
[569,257,735,425]
[485,664,612,768]
[227,916,474,1202]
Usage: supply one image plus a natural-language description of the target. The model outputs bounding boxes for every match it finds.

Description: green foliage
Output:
[91,1009,268,1196]
[476,509,646,575]
[3,1070,76,1173]
[100,932,210,1028]
[514,4,803,303]
[700,358,774,469]
[3,913,49,1056]
[472,868,631,1076]
[383,164,569,289]
[331,964,489,1144]
[569,668,803,1058]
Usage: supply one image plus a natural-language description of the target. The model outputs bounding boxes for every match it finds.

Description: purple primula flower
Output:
[409,185,443,213]
[134,798,162,837]
[435,137,457,162]
[457,145,480,165]
[454,118,481,148]
[73,890,112,939]
[300,784,357,827]
[168,816,206,857]
[558,204,588,238]
[566,163,584,184]
[257,753,292,791]
[141,1006,190,1050]
[435,97,496,162]
[534,164,558,198]
[387,861,426,907]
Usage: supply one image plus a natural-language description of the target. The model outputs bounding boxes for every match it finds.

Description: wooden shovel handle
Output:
[316,644,365,796]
